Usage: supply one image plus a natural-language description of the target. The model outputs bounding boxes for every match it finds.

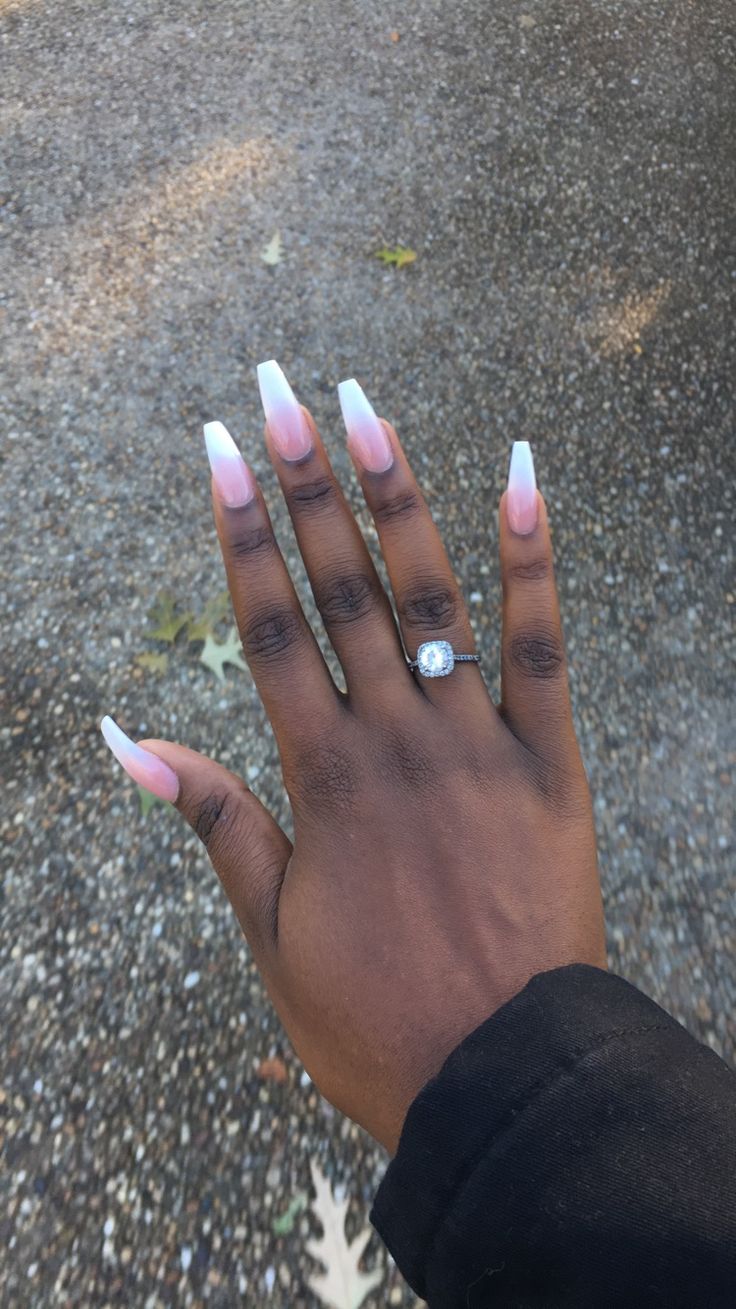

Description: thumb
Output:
[100,717,291,957]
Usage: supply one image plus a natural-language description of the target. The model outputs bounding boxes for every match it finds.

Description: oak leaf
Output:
[145,594,192,643]
[199,626,247,681]
[187,590,232,642]
[306,1160,384,1309]
[135,652,169,674]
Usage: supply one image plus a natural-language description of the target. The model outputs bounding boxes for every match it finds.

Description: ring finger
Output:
[337,379,490,712]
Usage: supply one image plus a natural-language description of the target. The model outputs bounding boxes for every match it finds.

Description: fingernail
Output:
[203,421,256,508]
[337,379,393,474]
[256,359,312,460]
[507,441,538,535]
[101,716,179,802]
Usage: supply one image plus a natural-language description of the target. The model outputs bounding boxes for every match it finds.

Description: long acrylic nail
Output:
[256,359,312,460]
[101,716,179,802]
[337,379,393,474]
[203,421,256,508]
[507,441,538,535]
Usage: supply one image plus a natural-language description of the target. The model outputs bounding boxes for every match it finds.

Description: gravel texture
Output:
[2,0,734,1304]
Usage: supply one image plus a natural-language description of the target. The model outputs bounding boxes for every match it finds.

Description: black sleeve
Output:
[370,965,736,1308]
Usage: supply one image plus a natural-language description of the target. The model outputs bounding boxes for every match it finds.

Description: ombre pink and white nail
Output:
[257,359,312,460]
[507,441,538,535]
[337,379,393,474]
[100,716,179,802]
[203,422,256,508]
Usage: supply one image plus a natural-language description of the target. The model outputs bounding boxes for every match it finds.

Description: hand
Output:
[102,362,606,1156]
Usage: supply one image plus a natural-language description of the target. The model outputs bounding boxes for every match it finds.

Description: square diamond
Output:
[416,640,454,677]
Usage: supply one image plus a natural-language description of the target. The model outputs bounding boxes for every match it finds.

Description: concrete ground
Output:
[2,0,734,1304]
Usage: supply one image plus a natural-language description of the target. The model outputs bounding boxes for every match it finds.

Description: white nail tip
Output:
[509,441,536,491]
[101,715,143,765]
[337,378,393,473]
[101,716,179,801]
[337,378,377,426]
[203,420,240,461]
[257,359,298,414]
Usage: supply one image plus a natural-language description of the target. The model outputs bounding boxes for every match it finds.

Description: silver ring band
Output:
[408,640,481,679]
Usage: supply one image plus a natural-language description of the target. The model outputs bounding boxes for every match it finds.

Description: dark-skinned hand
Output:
[102,362,606,1157]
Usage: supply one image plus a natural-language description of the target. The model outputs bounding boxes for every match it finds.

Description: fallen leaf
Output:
[374,245,417,269]
[257,1056,288,1083]
[145,594,193,643]
[519,14,537,29]
[261,230,284,266]
[390,30,400,42]
[306,1160,384,1309]
[137,785,163,818]
[187,590,232,643]
[199,626,248,682]
[135,652,169,674]
[272,1191,309,1235]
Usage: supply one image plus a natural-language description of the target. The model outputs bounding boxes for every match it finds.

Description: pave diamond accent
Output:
[416,640,454,678]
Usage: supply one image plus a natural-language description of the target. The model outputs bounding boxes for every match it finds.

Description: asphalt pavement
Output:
[2,1,734,1304]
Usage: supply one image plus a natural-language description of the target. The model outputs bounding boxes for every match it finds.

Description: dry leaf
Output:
[261,230,284,265]
[375,245,417,269]
[519,14,537,29]
[256,1056,288,1083]
[134,652,169,674]
[199,626,248,682]
[390,30,400,42]
[145,594,193,643]
[306,1160,384,1309]
[187,590,231,642]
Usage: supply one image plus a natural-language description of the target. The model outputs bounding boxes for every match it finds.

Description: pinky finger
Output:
[498,445,576,761]
[100,716,292,960]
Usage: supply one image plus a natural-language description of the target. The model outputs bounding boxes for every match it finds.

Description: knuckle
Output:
[290,739,359,813]
[508,628,565,680]
[243,607,304,663]
[522,749,592,822]
[400,581,459,631]
[193,790,232,850]
[380,726,439,792]
[228,523,276,563]
[287,475,337,517]
[507,556,551,584]
[314,570,380,627]
[372,488,422,527]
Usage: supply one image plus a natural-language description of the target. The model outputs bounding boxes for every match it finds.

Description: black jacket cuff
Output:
[370,964,736,1307]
